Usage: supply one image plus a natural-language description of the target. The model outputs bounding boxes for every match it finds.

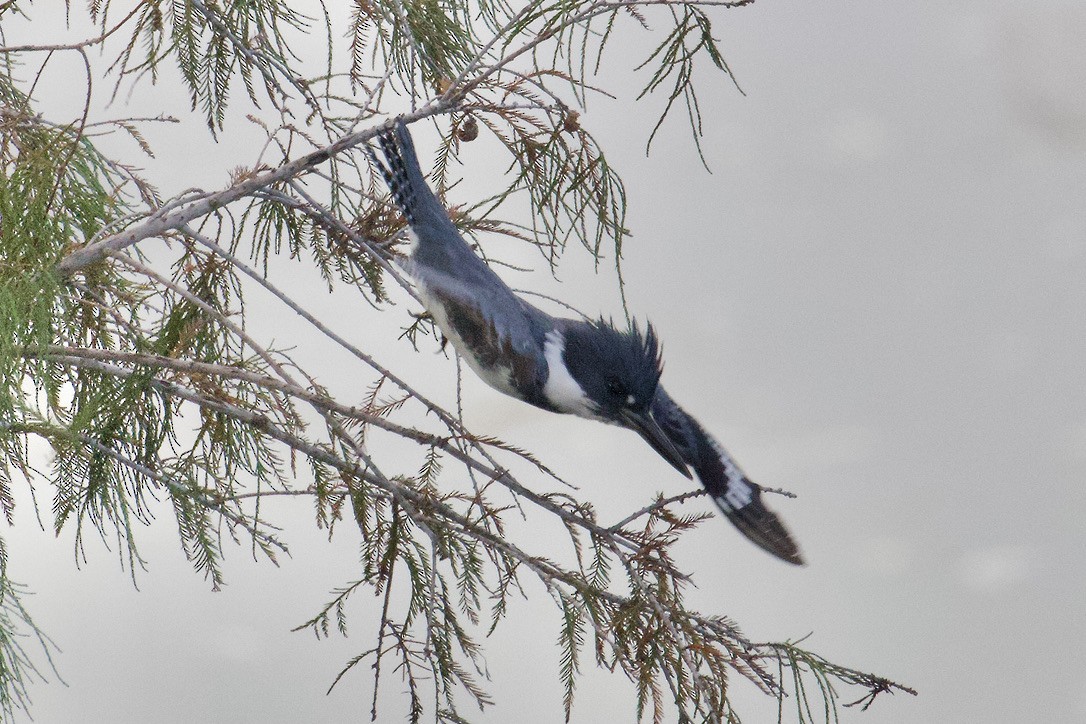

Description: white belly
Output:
[415,279,518,397]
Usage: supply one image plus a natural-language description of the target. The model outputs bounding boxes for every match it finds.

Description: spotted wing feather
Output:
[651,387,804,565]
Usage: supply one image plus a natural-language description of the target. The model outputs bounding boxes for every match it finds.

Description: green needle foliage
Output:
[0,1,914,722]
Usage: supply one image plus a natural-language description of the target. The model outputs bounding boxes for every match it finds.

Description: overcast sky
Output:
[5,1,1086,722]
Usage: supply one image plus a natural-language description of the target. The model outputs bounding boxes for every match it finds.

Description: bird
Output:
[367,120,803,565]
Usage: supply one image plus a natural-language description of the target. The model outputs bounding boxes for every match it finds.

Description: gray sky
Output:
[6,1,1086,722]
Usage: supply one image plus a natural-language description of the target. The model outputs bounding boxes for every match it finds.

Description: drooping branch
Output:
[53,105,441,276]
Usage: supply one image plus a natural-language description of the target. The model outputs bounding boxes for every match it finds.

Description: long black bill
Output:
[621,409,692,479]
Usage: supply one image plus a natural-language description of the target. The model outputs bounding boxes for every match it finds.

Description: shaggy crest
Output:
[563,318,663,414]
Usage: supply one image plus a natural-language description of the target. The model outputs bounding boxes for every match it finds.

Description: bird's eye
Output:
[606,380,625,398]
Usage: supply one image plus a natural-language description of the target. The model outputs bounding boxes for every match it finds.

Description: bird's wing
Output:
[651,386,805,565]
[411,263,549,372]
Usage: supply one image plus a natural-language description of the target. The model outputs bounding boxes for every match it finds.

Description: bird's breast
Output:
[416,280,523,399]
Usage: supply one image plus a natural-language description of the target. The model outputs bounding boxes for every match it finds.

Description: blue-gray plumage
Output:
[368,120,803,565]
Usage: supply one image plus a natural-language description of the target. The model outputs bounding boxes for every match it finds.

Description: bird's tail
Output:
[367,120,457,235]
[688,419,805,565]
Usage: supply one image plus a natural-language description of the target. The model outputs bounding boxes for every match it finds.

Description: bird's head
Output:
[556,320,691,478]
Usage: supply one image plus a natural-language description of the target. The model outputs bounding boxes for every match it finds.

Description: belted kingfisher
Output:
[368,121,803,565]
